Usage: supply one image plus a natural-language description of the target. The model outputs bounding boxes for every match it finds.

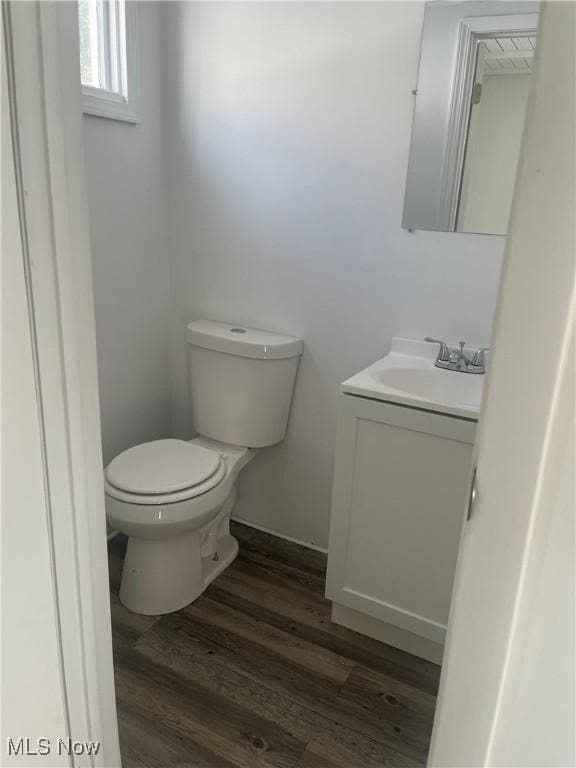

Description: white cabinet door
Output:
[326,394,476,646]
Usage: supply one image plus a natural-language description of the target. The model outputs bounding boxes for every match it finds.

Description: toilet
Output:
[105,319,303,615]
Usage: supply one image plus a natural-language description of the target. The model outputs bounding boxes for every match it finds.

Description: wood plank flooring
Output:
[108,522,440,768]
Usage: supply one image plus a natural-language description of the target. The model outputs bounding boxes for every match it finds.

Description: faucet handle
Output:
[424,337,450,361]
[472,347,490,367]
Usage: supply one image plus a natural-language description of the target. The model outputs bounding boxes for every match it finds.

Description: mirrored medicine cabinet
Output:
[403,1,539,236]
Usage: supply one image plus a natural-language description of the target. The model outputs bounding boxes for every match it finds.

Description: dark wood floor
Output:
[108,522,440,768]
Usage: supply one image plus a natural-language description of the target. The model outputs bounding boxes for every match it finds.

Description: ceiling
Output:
[482,36,536,75]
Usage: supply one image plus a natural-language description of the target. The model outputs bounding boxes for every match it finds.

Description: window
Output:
[78,0,140,123]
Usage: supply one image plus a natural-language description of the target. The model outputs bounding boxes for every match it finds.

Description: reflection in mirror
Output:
[402,2,539,235]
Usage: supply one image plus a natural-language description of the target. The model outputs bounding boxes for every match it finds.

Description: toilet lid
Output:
[105,439,222,495]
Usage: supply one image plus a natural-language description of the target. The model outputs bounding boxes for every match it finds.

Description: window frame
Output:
[81,0,141,124]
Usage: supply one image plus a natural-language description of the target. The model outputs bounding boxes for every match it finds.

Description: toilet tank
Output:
[186,320,303,448]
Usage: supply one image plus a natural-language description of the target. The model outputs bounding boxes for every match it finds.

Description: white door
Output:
[2,30,71,766]
[2,3,120,765]
[429,3,575,766]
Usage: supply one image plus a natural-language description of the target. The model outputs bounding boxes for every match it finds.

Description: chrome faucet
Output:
[424,338,489,374]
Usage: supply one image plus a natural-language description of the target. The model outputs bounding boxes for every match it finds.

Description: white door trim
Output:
[439,13,539,230]
[3,2,120,765]
[429,2,575,764]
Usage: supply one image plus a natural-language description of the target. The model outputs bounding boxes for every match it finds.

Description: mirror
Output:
[403,1,539,235]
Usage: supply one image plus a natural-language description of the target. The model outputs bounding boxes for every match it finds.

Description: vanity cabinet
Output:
[326,393,476,663]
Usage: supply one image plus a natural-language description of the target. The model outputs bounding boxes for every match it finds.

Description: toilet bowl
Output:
[105,319,302,615]
[106,437,255,615]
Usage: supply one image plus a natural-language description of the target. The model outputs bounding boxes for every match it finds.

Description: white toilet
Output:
[105,320,303,615]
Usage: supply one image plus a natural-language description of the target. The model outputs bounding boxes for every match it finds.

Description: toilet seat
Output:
[105,439,226,505]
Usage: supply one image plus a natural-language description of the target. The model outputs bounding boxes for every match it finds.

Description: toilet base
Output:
[119,495,238,615]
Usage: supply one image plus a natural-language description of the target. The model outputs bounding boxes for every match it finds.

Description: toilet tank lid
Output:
[186,320,303,360]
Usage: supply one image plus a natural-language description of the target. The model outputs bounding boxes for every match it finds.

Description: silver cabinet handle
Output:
[466,466,477,521]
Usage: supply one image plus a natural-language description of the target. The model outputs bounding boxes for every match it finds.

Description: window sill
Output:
[82,85,140,124]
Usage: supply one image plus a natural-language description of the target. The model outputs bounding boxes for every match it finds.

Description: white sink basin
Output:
[341,337,485,418]
[373,366,483,408]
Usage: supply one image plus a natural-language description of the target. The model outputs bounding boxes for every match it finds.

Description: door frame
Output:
[439,13,538,230]
[3,2,120,765]
[429,2,575,764]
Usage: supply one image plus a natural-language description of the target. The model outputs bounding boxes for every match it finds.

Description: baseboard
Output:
[230,516,328,554]
[108,518,328,555]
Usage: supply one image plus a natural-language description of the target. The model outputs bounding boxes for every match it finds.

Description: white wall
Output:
[163,2,505,548]
[83,2,172,465]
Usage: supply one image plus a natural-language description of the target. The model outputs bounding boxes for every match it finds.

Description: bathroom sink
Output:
[341,337,484,418]
[373,366,482,407]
